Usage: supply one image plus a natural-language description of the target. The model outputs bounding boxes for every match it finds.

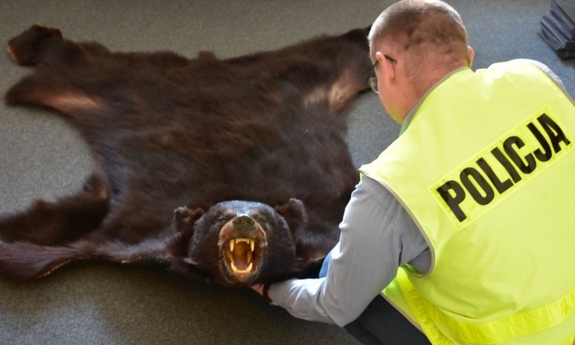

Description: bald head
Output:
[369,0,471,96]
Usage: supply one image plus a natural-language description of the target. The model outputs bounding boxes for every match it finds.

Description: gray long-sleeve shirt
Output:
[267,60,566,327]
[268,176,430,326]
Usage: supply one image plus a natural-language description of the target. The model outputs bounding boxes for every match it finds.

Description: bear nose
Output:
[232,215,256,232]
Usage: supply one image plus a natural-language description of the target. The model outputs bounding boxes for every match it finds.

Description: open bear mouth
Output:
[218,216,267,283]
[223,237,259,275]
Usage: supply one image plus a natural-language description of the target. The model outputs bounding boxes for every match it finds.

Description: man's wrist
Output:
[262,282,277,306]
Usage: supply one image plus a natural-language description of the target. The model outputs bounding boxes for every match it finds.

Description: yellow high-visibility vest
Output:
[360,61,575,345]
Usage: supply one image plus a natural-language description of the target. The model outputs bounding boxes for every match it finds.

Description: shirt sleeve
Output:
[266,176,429,326]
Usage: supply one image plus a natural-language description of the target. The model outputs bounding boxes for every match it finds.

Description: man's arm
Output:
[262,176,430,326]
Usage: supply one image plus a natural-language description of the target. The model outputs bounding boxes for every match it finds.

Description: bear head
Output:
[173,198,308,286]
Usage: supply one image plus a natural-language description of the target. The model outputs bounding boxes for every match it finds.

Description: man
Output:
[253,1,575,344]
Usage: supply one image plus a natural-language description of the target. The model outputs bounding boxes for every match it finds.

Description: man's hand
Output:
[251,283,276,305]
[251,284,264,296]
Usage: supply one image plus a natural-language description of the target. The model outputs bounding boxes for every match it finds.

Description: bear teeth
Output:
[229,238,255,253]
[230,261,253,274]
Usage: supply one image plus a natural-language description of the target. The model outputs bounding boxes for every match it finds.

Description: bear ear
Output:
[171,206,205,253]
[163,206,217,282]
[274,198,308,236]
[173,206,205,233]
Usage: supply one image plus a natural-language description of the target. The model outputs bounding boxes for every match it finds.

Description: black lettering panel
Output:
[460,168,495,205]
[504,136,537,174]
[436,180,467,222]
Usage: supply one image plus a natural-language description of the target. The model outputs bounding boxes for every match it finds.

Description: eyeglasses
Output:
[367,55,397,94]
[367,60,380,94]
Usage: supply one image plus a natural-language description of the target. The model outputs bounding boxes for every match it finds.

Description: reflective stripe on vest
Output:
[362,61,575,344]
[395,268,575,344]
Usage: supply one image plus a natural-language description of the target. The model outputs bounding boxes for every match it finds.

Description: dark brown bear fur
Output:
[0,24,371,286]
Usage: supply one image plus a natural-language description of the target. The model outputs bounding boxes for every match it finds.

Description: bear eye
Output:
[251,214,271,229]
[217,212,235,223]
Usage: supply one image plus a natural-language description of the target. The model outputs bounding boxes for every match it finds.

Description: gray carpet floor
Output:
[0,1,573,344]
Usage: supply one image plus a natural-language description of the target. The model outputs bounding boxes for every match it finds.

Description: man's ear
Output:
[274,198,308,237]
[467,45,475,68]
[375,51,395,83]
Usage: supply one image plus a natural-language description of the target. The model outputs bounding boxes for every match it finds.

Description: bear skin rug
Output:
[0,24,371,287]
